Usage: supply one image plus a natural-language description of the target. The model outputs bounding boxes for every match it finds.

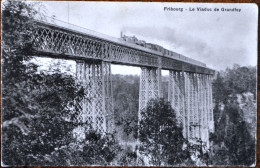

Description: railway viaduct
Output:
[31,18,215,145]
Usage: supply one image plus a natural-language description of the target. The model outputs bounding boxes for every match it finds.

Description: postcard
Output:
[1,1,258,166]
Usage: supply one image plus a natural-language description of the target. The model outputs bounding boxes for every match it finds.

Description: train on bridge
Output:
[120,32,206,68]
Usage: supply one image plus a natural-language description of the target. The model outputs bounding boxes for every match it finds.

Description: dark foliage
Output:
[112,75,139,141]
[210,64,256,166]
[2,1,118,166]
[213,64,256,105]
[224,64,256,96]
[210,102,255,166]
[49,131,120,166]
[139,99,191,166]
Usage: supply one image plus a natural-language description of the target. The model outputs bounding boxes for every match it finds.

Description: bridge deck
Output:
[32,17,214,75]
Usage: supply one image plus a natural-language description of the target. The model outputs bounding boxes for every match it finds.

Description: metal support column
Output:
[209,75,214,132]
[184,72,191,139]
[198,74,203,140]
[180,71,186,138]
[193,73,199,139]
[189,73,194,139]
[75,61,113,133]
[102,62,114,133]
[139,67,162,118]
[189,73,193,139]
[168,71,181,122]
[201,74,209,146]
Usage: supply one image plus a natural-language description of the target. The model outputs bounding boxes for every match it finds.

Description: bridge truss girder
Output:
[32,22,214,75]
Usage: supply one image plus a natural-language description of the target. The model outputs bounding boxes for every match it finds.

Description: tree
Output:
[2,72,84,165]
[224,64,256,96]
[2,1,43,165]
[2,0,38,121]
[113,75,139,142]
[50,131,121,166]
[210,64,256,166]
[2,1,120,166]
[212,72,229,104]
[1,1,84,166]
[212,72,228,130]
[210,102,255,166]
[138,99,190,166]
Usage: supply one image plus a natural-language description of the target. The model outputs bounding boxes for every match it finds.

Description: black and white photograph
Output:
[1,1,258,166]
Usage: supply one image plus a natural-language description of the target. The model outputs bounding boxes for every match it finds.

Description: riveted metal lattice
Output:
[102,62,114,133]
[203,75,209,131]
[75,61,113,133]
[184,72,190,139]
[203,75,214,133]
[208,75,214,132]
[139,67,162,120]
[197,74,203,139]
[162,58,182,71]
[189,73,194,139]
[168,71,214,142]
[197,74,209,147]
[168,71,184,125]
[194,74,200,139]
[189,73,193,139]
[33,26,103,59]
[191,73,200,139]
[200,75,205,129]
[32,22,215,75]
[179,72,186,137]
[33,24,160,68]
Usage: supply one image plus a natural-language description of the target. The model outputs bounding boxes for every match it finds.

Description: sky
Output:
[33,2,258,75]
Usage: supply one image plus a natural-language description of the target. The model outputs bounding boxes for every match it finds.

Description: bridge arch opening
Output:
[161,70,169,101]
[111,64,140,150]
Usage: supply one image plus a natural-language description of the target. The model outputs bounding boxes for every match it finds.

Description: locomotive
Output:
[120,32,206,67]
